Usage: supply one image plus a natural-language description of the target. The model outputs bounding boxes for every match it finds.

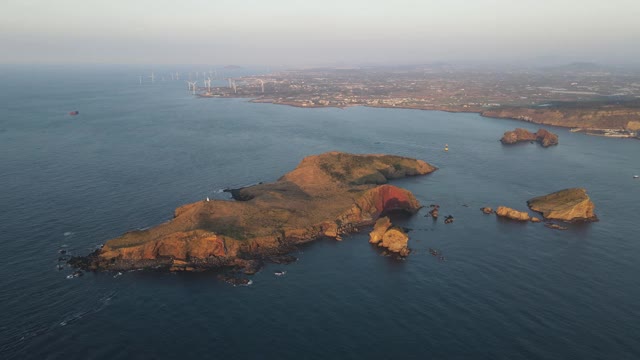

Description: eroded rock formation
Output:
[369,217,410,257]
[500,128,559,147]
[495,206,531,221]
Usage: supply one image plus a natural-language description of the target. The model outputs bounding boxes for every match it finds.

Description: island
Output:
[527,188,598,222]
[500,128,559,147]
[71,152,436,273]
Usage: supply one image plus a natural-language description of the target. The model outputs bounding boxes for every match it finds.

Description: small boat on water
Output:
[634,175,639,179]
[444,144,449,152]
[69,111,79,116]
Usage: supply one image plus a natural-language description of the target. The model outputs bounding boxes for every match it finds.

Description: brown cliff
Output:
[500,128,558,147]
[527,188,597,222]
[73,152,436,272]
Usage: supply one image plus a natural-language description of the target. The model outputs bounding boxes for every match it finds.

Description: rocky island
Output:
[527,188,598,222]
[71,152,436,272]
[368,216,410,257]
[500,128,559,147]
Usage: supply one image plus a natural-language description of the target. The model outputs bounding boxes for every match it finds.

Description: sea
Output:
[1,65,639,360]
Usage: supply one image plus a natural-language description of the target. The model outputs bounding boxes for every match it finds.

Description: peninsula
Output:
[72,152,436,272]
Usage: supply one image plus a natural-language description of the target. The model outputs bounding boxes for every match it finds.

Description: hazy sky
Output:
[1,0,639,66]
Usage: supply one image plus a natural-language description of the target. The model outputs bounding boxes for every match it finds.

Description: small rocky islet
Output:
[487,188,597,226]
[500,128,559,147]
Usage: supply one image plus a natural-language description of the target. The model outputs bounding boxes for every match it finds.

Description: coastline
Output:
[239,97,640,139]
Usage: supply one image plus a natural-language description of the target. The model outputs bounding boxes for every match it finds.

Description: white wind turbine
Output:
[188,81,198,95]
[149,72,155,84]
[259,79,265,93]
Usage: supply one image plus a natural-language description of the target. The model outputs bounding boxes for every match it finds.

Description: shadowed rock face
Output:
[500,128,558,147]
[74,152,436,271]
[527,188,597,222]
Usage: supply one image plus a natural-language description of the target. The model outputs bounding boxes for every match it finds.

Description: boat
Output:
[69,111,79,116]
[444,144,449,152]
[634,175,639,179]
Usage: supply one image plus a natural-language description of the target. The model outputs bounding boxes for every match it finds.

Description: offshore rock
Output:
[495,206,531,221]
[76,152,436,271]
[527,188,597,222]
[369,217,410,257]
[500,128,558,147]
[480,207,494,214]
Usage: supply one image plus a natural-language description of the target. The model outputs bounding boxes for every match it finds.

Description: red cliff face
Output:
[76,152,436,272]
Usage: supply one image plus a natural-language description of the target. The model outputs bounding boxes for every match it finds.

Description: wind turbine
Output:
[228,78,233,88]
[175,72,180,80]
[205,78,212,93]
[188,81,198,95]
[149,72,155,84]
[259,79,265,93]
[232,80,237,94]
[170,72,175,81]
[139,75,143,85]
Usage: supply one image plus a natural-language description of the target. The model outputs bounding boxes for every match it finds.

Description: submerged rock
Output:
[527,188,597,222]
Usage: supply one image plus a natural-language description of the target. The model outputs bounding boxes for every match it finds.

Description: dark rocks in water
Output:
[217,274,251,286]
[444,215,454,224]
[545,223,568,230]
[58,249,67,255]
[73,270,84,277]
[429,204,440,208]
[480,207,493,214]
[268,254,298,265]
[238,259,263,275]
[57,265,64,271]
[429,248,446,262]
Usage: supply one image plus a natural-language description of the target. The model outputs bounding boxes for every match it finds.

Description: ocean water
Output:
[1,65,639,359]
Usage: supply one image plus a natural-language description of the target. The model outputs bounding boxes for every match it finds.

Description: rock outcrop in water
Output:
[527,188,597,222]
[500,128,558,147]
[72,152,436,272]
[495,206,531,221]
[369,217,410,257]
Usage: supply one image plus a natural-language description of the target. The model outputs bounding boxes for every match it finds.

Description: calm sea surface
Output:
[1,65,639,359]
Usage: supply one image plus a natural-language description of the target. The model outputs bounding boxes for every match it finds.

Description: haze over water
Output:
[1,65,639,359]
